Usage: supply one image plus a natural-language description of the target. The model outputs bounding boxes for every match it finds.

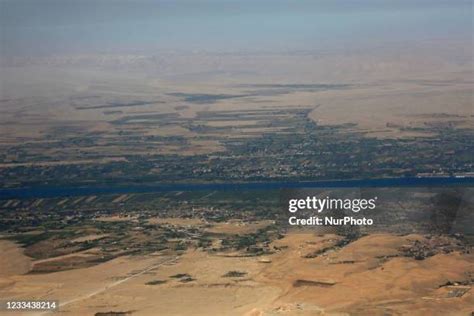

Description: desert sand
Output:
[1,232,472,316]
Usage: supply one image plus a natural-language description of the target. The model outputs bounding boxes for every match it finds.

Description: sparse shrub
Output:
[222,270,247,278]
[170,273,191,278]
[145,279,167,285]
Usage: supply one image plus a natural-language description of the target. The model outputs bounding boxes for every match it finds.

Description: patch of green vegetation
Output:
[174,242,187,251]
[8,232,53,247]
[236,235,257,249]
[197,238,212,248]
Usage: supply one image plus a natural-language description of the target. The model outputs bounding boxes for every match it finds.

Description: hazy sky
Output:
[1,0,472,56]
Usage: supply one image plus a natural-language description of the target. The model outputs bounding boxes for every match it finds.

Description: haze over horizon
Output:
[1,0,472,57]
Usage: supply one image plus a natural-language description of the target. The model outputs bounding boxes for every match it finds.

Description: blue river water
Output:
[1,177,473,200]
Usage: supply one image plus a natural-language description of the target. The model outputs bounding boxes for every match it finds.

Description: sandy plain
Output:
[0,231,472,316]
[1,40,472,157]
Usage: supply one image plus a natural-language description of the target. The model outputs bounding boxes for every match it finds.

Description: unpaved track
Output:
[35,256,178,316]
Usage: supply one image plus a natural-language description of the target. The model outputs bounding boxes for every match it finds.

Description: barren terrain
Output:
[0,231,472,316]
